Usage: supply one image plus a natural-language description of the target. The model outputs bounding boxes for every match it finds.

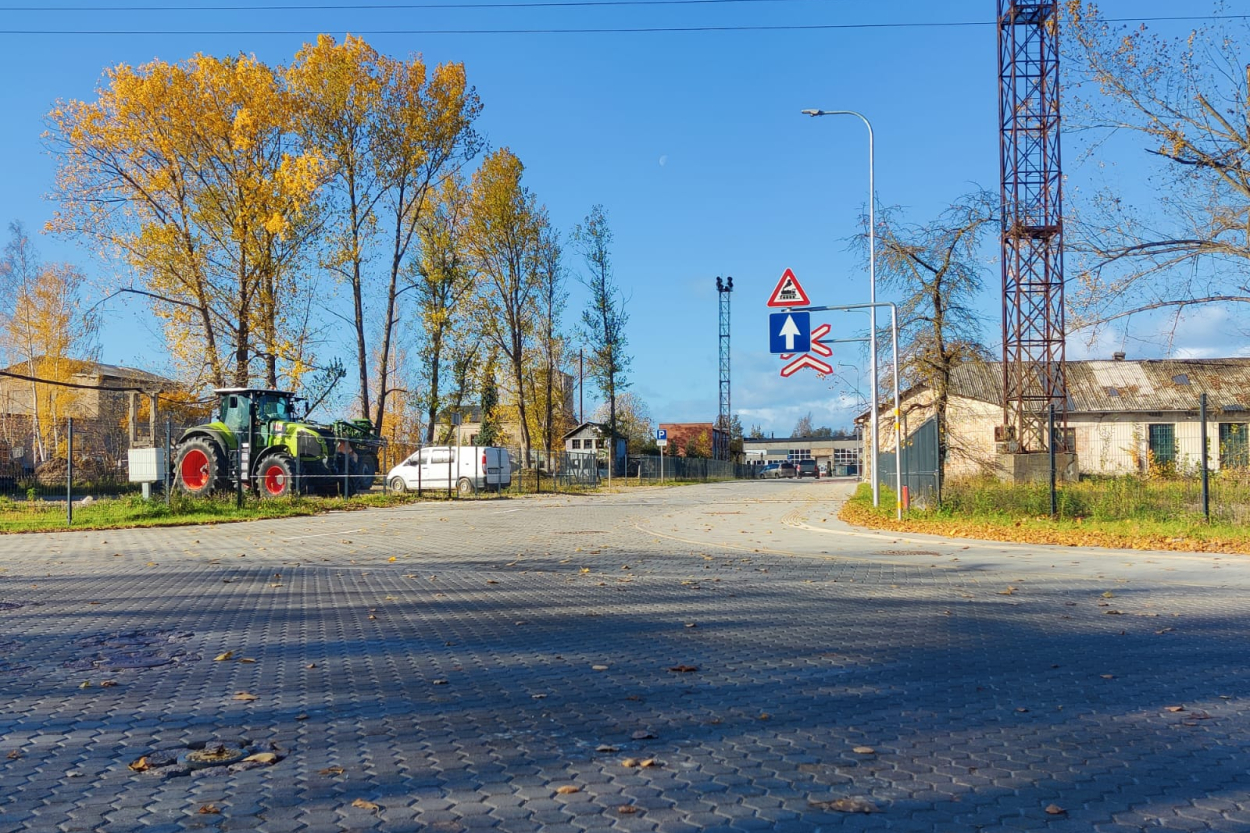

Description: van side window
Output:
[429,449,451,465]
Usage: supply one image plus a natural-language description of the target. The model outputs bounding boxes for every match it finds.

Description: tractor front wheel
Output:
[259,454,297,499]
[174,437,228,496]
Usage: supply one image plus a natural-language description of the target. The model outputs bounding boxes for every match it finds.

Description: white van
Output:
[386,446,512,495]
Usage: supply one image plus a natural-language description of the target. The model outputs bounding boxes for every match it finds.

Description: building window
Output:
[1147,424,1176,467]
[786,449,812,461]
[1220,423,1248,469]
[571,439,581,449]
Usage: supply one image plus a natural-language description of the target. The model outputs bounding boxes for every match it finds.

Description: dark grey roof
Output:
[943,359,1250,413]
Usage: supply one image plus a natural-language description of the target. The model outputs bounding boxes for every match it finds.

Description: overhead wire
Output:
[0,14,1242,35]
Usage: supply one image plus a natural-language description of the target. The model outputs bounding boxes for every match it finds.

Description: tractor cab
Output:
[215,388,298,444]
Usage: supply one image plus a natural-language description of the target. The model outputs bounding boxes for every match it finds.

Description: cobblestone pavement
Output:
[1,479,1248,833]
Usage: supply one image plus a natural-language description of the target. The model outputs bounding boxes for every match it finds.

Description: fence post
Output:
[165,419,172,506]
[1048,404,1057,519]
[1200,392,1210,522]
[66,418,74,527]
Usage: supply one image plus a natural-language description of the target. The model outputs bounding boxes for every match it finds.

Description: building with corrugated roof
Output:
[858,356,1250,478]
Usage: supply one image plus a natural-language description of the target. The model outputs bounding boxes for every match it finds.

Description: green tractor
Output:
[172,388,385,498]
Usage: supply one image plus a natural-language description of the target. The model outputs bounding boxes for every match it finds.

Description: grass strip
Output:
[840,482,1250,555]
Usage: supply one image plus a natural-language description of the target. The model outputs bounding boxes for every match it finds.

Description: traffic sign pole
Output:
[784,301,902,519]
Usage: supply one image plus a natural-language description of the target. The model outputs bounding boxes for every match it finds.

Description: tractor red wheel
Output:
[180,448,210,490]
[259,454,296,498]
[173,437,227,495]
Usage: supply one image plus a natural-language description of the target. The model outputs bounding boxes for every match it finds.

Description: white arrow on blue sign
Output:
[769,311,811,354]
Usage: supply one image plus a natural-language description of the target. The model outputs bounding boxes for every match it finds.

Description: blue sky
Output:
[0,0,1229,436]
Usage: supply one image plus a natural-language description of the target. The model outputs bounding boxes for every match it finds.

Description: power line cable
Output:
[0,14,1242,35]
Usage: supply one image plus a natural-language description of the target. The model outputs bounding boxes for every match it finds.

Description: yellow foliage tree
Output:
[0,223,99,463]
[467,148,549,465]
[46,53,323,391]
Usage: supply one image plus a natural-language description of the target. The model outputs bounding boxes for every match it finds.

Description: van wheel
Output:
[389,477,407,494]
[456,477,476,497]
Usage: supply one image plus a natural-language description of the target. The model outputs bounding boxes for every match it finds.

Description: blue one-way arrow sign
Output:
[769,311,810,354]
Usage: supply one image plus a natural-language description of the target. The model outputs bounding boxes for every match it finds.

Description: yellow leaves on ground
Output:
[351,798,381,812]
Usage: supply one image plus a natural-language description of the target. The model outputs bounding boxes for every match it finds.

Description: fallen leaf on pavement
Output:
[668,665,698,673]
[592,665,609,671]
[617,805,638,814]
[198,804,221,815]
[243,752,279,764]
[100,680,118,687]
[1165,705,1185,712]
[1044,804,1066,815]
[351,798,380,812]
[319,766,345,776]
[852,746,875,754]
[128,756,150,772]
[631,730,655,740]
[555,785,580,795]
[809,798,878,814]
[233,692,258,701]
[214,652,234,662]
[621,758,639,767]
[639,758,658,767]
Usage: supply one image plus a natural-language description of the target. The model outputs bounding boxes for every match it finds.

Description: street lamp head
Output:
[726,276,734,291]
[715,276,723,291]
[800,109,822,117]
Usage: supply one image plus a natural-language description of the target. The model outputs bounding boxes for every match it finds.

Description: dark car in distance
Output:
[796,460,819,478]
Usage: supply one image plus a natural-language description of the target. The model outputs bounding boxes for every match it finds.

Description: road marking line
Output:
[283,528,367,541]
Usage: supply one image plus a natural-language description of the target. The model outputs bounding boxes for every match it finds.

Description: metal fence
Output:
[876,417,941,508]
[0,416,144,529]
[0,424,762,530]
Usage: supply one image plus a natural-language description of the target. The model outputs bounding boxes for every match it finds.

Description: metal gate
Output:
[876,416,940,507]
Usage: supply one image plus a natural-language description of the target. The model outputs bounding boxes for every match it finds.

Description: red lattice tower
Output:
[997,0,1067,452]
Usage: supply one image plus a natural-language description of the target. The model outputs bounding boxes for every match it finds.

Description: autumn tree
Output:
[532,225,570,459]
[289,36,482,430]
[1063,2,1250,337]
[593,390,651,454]
[574,205,630,475]
[412,175,476,443]
[0,223,100,463]
[48,53,324,391]
[792,412,814,438]
[468,148,548,465]
[866,191,994,486]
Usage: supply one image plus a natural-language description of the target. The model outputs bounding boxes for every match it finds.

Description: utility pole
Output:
[715,276,733,461]
[579,348,584,424]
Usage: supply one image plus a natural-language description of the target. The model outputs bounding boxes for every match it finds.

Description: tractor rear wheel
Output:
[259,454,297,499]
[174,437,228,495]
[353,453,378,493]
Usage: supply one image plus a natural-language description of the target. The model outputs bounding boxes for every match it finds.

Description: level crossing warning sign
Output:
[766,268,810,307]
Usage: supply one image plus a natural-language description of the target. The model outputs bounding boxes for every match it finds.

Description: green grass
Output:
[841,479,1250,553]
[0,490,463,533]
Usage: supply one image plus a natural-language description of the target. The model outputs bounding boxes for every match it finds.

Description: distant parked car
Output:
[759,462,796,479]
[796,460,819,478]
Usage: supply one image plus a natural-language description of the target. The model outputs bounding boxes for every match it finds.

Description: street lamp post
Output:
[801,108,879,507]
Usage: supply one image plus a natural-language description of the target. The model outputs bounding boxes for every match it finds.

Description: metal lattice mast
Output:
[716,276,733,459]
[998,0,1067,452]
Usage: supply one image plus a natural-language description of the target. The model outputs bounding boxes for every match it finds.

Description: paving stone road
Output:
[1,479,1248,833]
